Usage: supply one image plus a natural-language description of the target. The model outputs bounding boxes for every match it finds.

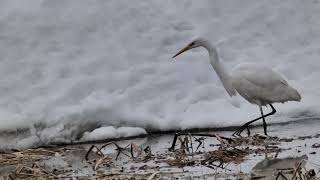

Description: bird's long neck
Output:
[203,42,236,96]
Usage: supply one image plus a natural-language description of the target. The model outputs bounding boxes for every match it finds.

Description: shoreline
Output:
[2,116,316,150]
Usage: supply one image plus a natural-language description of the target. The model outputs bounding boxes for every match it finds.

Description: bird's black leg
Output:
[246,127,251,136]
[260,106,267,136]
[233,104,276,136]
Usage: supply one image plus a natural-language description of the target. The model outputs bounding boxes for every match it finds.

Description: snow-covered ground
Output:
[0,0,319,149]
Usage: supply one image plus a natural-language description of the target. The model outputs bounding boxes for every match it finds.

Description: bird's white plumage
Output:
[173,37,301,107]
[231,63,301,106]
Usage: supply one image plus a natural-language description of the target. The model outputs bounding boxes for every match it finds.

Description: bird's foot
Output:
[232,123,251,137]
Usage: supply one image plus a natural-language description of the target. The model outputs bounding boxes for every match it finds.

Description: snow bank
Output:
[0,0,319,149]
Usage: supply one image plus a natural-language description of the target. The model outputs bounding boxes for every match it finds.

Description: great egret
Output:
[173,37,301,136]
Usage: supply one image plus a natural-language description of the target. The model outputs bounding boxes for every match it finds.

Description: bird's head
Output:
[172,37,207,58]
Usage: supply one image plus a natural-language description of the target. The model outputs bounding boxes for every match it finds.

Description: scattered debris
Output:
[0,132,319,179]
[204,148,248,165]
[0,148,81,179]
[85,142,153,171]
[312,143,320,148]
[0,148,57,166]
[168,132,233,152]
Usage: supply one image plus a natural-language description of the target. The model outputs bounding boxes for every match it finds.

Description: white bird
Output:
[172,37,301,136]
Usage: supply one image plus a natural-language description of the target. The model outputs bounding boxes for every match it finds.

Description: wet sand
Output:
[1,118,320,179]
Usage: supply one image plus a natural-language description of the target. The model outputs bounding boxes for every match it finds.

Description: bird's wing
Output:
[231,63,301,104]
[232,63,288,89]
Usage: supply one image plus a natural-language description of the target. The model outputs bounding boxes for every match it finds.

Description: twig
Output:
[215,133,227,148]
[291,162,302,180]
[276,171,288,180]
[85,145,104,160]
[168,132,233,151]
[94,156,112,170]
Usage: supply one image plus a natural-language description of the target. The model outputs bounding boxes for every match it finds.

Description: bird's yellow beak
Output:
[172,45,191,58]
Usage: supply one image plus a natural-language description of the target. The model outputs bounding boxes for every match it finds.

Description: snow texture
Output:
[0,0,319,149]
[80,126,146,142]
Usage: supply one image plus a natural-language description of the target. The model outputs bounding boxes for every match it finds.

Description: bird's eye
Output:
[190,42,195,46]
